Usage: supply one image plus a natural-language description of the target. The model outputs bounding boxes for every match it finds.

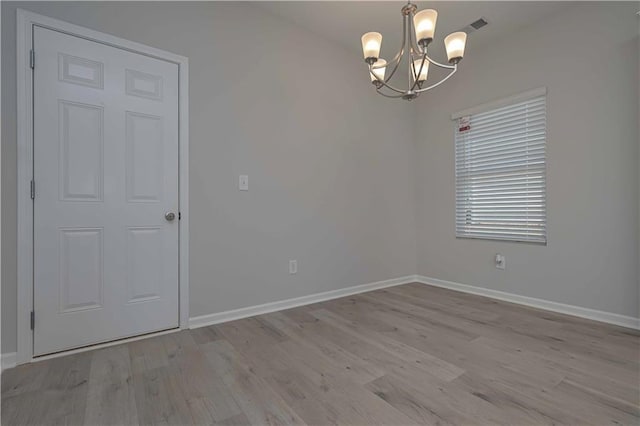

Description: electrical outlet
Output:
[289,260,297,274]
[239,175,249,191]
[495,254,506,270]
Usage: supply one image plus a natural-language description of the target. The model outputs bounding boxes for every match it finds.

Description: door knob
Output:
[165,212,176,221]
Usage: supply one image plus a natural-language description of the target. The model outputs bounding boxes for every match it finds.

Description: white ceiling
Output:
[251,1,572,61]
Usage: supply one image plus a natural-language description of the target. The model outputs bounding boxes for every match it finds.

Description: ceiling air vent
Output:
[460,17,488,34]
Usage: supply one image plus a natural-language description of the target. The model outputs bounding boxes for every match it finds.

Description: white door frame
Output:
[16,9,189,365]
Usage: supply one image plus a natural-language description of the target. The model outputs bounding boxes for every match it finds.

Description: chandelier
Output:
[361,2,468,100]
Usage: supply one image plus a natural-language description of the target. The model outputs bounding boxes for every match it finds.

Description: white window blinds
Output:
[455,92,547,243]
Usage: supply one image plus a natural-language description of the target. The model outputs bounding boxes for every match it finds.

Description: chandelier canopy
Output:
[362,2,467,100]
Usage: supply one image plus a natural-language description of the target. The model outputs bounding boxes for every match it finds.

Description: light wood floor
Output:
[2,283,639,425]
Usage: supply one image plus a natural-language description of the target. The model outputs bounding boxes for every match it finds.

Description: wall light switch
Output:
[289,260,297,275]
[239,175,249,191]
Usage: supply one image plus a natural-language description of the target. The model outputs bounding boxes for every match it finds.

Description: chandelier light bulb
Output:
[370,59,387,83]
[444,32,467,64]
[413,9,438,46]
[412,59,429,82]
[361,32,383,63]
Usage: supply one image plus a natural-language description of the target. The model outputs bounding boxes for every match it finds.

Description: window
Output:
[454,88,547,243]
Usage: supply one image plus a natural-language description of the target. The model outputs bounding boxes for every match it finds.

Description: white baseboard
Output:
[8,274,632,367]
[1,352,17,371]
[189,275,417,329]
[416,275,640,330]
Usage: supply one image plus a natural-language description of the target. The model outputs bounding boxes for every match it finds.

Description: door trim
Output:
[16,9,190,365]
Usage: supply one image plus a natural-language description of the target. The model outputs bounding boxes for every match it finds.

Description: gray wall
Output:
[1,2,418,353]
[414,2,639,318]
[2,1,638,355]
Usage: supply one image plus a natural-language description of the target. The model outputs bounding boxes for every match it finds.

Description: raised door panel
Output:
[125,111,164,202]
[126,227,162,304]
[58,100,104,201]
[125,69,163,101]
[58,53,104,89]
[59,228,104,313]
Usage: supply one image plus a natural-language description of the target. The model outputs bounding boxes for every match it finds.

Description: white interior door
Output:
[33,26,179,356]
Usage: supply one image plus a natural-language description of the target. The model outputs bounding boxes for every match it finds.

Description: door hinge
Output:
[29,50,35,69]
[30,311,35,330]
[178,211,181,220]
[30,180,35,199]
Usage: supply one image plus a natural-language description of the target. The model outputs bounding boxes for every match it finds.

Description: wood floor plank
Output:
[129,334,171,374]
[202,339,306,425]
[260,312,386,385]
[190,325,224,345]
[36,352,92,426]
[352,305,567,393]
[365,374,458,426]
[132,364,193,425]
[129,332,194,426]
[234,340,418,426]
[480,371,638,426]
[3,283,638,425]
[215,412,251,426]
[365,373,493,426]
[279,309,450,386]
[84,345,138,426]
[358,290,483,341]
[311,308,465,382]
[1,357,51,398]
[163,343,244,424]
[449,372,578,425]
[370,287,640,388]
[216,317,289,354]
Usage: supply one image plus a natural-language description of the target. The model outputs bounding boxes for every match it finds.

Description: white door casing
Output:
[17,10,189,362]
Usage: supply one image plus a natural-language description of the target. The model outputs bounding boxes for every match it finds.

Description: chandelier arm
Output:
[383,45,405,83]
[411,44,425,61]
[371,11,408,74]
[415,65,458,93]
[375,88,406,99]
[405,15,413,89]
[380,44,405,69]
[379,12,409,83]
[409,54,428,92]
[368,66,408,94]
[424,54,456,70]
